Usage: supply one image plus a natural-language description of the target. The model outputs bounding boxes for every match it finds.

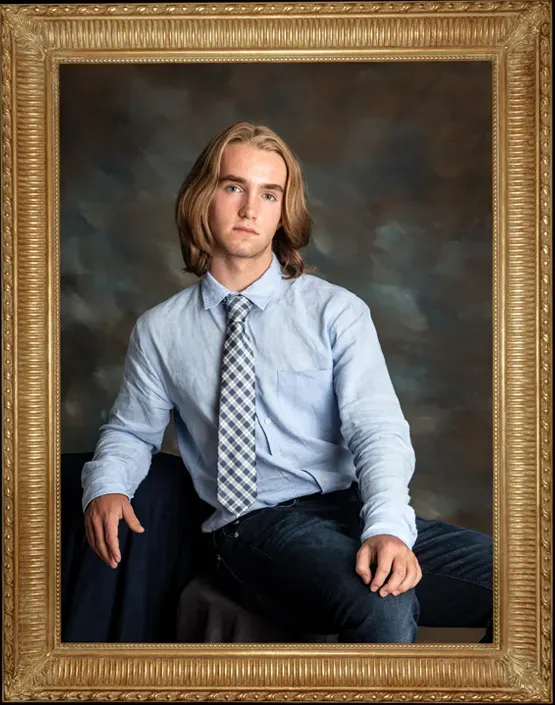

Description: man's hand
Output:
[355,534,422,597]
[84,493,145,569]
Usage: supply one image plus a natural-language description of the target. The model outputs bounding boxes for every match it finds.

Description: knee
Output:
[366,588,419,622]
[339,589,419,642]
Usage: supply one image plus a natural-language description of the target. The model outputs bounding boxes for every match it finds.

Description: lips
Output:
[233,226,258,235]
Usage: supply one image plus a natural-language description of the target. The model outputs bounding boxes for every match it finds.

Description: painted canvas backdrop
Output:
[60,61,492,534]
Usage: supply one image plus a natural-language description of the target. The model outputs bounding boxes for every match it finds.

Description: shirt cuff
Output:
[82,482,132,513]
[360,521,417,550]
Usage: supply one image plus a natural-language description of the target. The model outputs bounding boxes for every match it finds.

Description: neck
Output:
[208,251,273,292]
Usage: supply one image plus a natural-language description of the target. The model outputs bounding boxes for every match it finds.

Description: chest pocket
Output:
[277,368,334,434]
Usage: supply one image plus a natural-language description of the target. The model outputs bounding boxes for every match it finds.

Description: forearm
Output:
[342,407,417,549]
[81,315,173,512]
[330,293,418,550]
[358,466,417,549]
[81,422,157,512]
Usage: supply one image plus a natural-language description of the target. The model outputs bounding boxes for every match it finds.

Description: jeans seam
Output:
[420,568,491,591]
[225,528,275,561]
[216,546,266,608]
[248,544,274,560]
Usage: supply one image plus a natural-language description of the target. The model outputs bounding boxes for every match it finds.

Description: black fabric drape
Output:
[61,451,213,642]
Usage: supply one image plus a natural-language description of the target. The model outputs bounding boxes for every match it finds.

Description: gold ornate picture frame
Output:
[1,1,552,701]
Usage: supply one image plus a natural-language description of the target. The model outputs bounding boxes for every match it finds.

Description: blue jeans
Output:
[211,484,493,643]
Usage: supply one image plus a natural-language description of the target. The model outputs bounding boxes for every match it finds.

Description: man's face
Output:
[208,143,287,262]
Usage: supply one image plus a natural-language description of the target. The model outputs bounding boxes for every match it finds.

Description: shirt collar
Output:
[201,251,284,311]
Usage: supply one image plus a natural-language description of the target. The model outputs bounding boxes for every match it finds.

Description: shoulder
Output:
[292,271,368,316]
[134,281,201,341]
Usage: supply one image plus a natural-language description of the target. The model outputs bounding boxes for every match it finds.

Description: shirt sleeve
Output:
[81,315,173,512]
[330,293,417,549]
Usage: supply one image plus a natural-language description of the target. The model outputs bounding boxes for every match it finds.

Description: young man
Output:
[82,121,493,643]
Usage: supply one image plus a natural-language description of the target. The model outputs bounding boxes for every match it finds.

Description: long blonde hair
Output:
[175,121,314,279]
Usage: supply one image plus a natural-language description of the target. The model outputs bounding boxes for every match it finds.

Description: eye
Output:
[263,193,278,201]
[224,184,241,193]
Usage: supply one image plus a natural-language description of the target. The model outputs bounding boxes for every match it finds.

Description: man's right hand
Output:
[84,493,145,569]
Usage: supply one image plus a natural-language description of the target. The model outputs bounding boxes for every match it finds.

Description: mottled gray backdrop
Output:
[60,62,492,534]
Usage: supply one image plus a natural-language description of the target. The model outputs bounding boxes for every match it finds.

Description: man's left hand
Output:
[355,534,422,597]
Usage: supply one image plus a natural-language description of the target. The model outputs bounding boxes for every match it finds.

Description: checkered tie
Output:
[217,294,257,515]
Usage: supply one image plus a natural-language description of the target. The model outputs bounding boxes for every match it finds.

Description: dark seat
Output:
[176,575,338,643]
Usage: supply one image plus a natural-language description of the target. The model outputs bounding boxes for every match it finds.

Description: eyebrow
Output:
[219,174,284,194]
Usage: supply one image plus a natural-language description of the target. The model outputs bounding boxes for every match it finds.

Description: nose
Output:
[238,193,258,220]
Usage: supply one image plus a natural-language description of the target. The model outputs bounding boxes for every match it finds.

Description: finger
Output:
[104,518,121,565]
[87,520,106,565]
[93,518,116,568]
[122,502,145,534]
[414,562,423,587]
[391,564,418,596]
[370,549,394,593]
[380,557,407,596]
[355,544,373,584]
[392,557,422,595]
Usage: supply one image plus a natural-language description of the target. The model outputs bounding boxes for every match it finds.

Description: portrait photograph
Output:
[1,1,552,702]
[59,59,493,644]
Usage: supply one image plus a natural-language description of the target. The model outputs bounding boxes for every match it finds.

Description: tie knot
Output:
[224,294,253,324]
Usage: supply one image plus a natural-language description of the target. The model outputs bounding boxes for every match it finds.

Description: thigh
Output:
[413,516,493,629]
[212,499,378,635]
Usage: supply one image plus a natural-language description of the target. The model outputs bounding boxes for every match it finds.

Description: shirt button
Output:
[321,477,326,483]
[264,418,272,425]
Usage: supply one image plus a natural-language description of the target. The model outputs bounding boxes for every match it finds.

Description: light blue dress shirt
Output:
[82,252,417,548]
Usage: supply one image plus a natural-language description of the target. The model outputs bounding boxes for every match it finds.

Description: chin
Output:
[220,240,269,259]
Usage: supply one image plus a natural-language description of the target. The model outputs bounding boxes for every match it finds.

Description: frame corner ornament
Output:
[1,5,49,59]
[504,1,551,52]
[501,648,552,702]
